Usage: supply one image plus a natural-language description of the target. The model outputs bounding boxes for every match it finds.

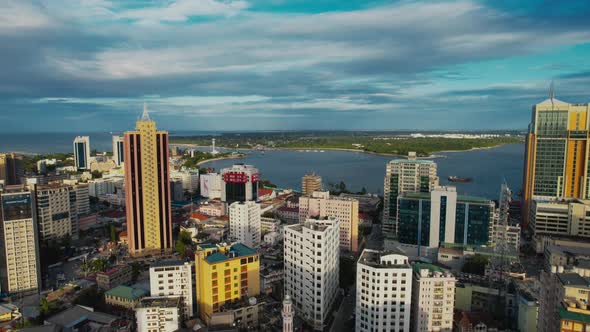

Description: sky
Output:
[1,0,590,133]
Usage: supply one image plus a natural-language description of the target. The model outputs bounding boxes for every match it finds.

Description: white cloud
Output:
[115,0,249,23]
[0,1,54,31]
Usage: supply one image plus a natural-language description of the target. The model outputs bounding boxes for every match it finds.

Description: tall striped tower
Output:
[124,104,172,255]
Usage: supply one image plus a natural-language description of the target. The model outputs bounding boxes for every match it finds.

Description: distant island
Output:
[170,131,524,157]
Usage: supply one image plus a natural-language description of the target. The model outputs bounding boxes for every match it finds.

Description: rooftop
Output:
[105,285,148,301]
[400,191,491,204]
[138,296,181,308]
[388,158,435,164]
[203,243,258,264]
[412,262,450,275]
[558,273,590,288]
[46,305,117,328]
[358,249,410,269]
[150,260,187,268]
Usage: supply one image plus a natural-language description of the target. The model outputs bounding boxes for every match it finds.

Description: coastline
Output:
[196,154,245,166]
[171,142,522,160]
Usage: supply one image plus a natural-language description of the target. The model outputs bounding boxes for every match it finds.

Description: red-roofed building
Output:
[190,213,212,222]
[258,188,276,201]
[118,231,128,245]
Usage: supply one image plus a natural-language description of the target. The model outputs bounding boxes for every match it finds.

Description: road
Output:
[331,285,356,332]
[366,224,383,250]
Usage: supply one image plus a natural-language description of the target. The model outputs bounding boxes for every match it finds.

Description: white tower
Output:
[211,138,219,155]
[282,294,294,332]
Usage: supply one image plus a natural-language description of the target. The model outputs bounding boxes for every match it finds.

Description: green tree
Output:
[462,254,489,275]
[179,230,192,245]
[91,170,102,179]
[110,224,117,243]
[175,240,186,256]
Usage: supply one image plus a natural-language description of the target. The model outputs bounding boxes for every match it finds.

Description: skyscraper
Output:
[229,201,261,248]
[299,191,359,252]
[382,152,439,240]
[284,218,340,330]
[523,89,590,227]
[301,173,322,195]
[124,104,172,255]
[112,135,124,167]
[0,185,41,295]
[220,164,259,203]
[73,136,91,170]
[0,153,24,185]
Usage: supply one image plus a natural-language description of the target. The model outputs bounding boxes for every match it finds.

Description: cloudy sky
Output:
[2,0,590,132]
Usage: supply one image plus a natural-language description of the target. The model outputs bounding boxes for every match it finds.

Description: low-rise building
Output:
[96,264,132,290]
[105,285,149,309]
[264,231,281,245]
[135,296,181,332]
[44,305,118,331]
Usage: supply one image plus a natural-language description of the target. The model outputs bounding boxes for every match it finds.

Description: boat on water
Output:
[448,176,473,183]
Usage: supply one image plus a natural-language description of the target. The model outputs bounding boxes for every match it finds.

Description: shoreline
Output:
[196,154,245,166]
[172,142,521,160]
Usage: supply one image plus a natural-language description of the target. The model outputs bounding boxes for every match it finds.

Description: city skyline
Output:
[1,0,590,132]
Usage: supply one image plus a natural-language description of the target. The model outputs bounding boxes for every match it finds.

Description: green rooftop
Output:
[400,192,491,204]
[559,306,590,324]
[204,243,257,264]
[412,262,449,274]
[105,285,148,300]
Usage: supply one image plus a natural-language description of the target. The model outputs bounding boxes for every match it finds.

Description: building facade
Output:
[229,201,261,249]
[96,264,132,290]
[382,152,439,239]
[149,261,193,318]
[0,153,24,185]
[73,136,91,170]
[284,218,340,330]
[171,168,199,193]
[112,135,124,167]
[530,198,590,243]
[523,94,590,227]
[0,186,41,295]
[301,173,322,196]
[356,249,412,332]
[135,296,181,332]
[299,191,359,252]
[220,164,259,203]
[200,173,222,199]
[195,243,260,324]
[35,183,79,240]
[124,105,172,255]
[411,262,455,332]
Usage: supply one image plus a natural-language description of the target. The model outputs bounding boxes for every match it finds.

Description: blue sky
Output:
[1,0,590,132]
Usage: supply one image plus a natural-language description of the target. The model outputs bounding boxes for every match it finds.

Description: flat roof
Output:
[558,273,590,288]
[401,192,491,204]
[139,296,181,308]
[204,243,258,264]
[412,262,449,274]
[150,260,187,268]
[105,285,148,300]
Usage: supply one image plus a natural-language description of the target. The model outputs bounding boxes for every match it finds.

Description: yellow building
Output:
[195,243,260,324]
[523,91,590,228]
[124,104,172,255]
[302,173,322,196]
[558,275,590,332]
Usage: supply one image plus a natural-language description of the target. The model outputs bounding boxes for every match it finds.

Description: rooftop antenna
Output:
[549,81,555,108]
[140,102,151,121]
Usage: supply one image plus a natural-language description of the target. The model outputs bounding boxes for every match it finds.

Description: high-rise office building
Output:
[220,164,259,203]
[73,136,91,170]
[299,191,359,252]
[301,173,322,195]
[284,218,340,330]
[0,185,41,295]
[396,186,494,257]
[523,90,590,227]
[195,243,260,324]
[0,153,24,185]
[112,135,124,167]
[35,183,80,240]
[382,152,439,239]
[149,261,194,318]
[355,249,412,332]
[411,262,455,332]
[229,201,261,249]
[124,105,172,255]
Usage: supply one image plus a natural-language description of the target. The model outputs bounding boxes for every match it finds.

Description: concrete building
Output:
[261,217,280,233]
[96,264,132,290]
[73,136,91,170]
[382,152,439,239]
[229,201,261,249]
[539,272,590,332]
[411,262,455,332]
[530,199,590,248]
[220,164,259,203]
[299,191,359,252]
[0,153,23,185]
[195,243,260,324]
[124,104,172,255]
[284,218,340,330]
[135,296,181,332]
[356,249,412,332]
[523,91,590,228]
[171,168,199,193]
[200,173,222,199]
[517,291,539,332]
[45,305,118,331]
[112,135,124,167]
[395,186,494,257]
[35,183,79,240]
[301,173,322,196]
[0,185,41,295]
[149,260,193,318]
[74,182,90,216]
[104,285,148,309]
[88,178,117,198]
[170,178,184,202]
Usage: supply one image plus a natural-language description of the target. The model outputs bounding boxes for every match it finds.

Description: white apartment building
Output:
[88,178,116,197]
[171,168,199,193]
[199,173,222,199]
[229,201,261,248]
[284,218,340,331]
[149,261,194,318]
[261,217,281,233]
[135,296,181,332]
[530,198,590,240]
[35,184,79,240]
[356,249,412,332]
[74,182,90,215]
[0,187,41,295]
[382,152,439,238]
[299,191,359,252]
[411,263,455,332]
[112,135,124,167]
